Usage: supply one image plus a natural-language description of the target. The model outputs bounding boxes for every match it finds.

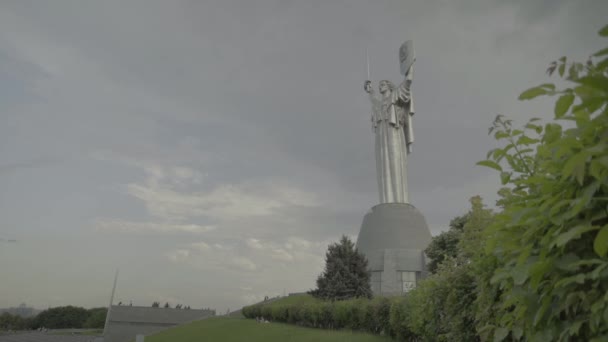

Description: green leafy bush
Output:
[242,294,409,339]
[33,306,89,329]
[83,307,107,329]
[0,313,35,331]
[387,296,416,341]
[477,23,608,342]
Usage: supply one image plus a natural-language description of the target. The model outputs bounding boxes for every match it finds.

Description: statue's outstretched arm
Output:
[395,79,412,105]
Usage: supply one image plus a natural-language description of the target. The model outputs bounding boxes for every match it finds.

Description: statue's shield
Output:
[399,40,415,76]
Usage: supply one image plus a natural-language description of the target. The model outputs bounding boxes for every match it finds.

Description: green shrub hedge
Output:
[242,295,414,339]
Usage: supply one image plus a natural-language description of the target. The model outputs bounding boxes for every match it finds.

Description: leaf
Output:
[533,296,551,327]
[578,76,608,93]
[490,269,511,284]
[512,327,523,340]
[568,181,602,218]
[554,93,575,118]
[554,274,586,288]
[579,97,605,114]
[517,135,539,145]
[486,148,495,159]
[512,264,530,285]
[543,123,562,143]
[590,160,604,180]
[525,122,543,134]
[492,148,506,162]
[569,320,584,335]
[495,131,510,140]
[555,253,580,271]
[593,47,608,57]
[477,160,503,172]
[587,143,607,155]
[599,23,608,37]
[540,83,556,90]
[500,172,511,185]
[493,327,509,342]
[562,152,588,185]
[572,108,592,123]
[597,57,608,71]
[530,260,551,290]
[568,64,579,80]
[519,86,549,100]
[559,63,565,77]
[594,225,608,257]
[552,224,597,248]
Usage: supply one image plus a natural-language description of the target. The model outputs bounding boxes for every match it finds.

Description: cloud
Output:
[230,257,257,271]
[191,241,211,252]
[94,219,216,234]
[166,249,190,263]
[285,237,312,250]
[246,238,263,250]
[268,248,294,262]
[166,241,258,273]
[124,162,321,224]
[165,236,328,280]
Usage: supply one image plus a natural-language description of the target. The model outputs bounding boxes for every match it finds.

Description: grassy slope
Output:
[146,317,392,342]
[266,294,320,306]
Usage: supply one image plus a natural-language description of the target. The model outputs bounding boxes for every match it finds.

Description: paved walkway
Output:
[0,332,99,342]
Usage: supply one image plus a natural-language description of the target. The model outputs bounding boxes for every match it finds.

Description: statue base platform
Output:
[356,203,432,296]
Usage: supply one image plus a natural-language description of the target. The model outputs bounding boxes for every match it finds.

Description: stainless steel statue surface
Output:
[364,40,415,204]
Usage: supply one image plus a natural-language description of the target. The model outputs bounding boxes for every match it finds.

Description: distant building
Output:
[103,305,215,342]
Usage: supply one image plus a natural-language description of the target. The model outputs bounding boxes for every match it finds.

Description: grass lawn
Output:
[146,316,392,342]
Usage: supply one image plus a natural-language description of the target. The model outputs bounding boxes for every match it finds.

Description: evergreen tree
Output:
[424,213,470,274]
[310,235,372,300]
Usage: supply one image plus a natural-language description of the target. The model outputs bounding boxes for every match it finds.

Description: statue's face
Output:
[379,81,389,93]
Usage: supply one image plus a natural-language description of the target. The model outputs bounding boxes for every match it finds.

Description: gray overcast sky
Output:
[1,0,606,312]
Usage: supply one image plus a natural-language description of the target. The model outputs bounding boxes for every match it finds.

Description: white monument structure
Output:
[356,41,432,295]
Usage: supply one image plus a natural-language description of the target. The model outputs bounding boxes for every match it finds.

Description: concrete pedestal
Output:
[356,203,432,296]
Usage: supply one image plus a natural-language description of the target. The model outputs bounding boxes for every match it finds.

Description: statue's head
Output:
[379,80,395,94]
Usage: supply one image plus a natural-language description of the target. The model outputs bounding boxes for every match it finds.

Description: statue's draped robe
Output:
[370,80,414,203]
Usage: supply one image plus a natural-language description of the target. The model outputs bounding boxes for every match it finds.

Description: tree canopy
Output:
[310,235,372,301]
[425,213,471,274]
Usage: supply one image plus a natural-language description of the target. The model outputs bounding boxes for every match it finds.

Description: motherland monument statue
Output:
[356,40,432,295]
